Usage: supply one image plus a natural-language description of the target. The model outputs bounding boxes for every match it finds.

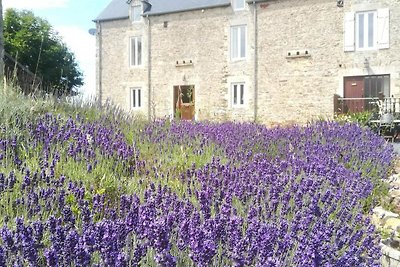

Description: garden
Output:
[0,91,395,266]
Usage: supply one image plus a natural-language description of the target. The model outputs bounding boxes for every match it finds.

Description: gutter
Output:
[253,0,258,122]
[93,16,129,23]
[97,22,103,106]
[147,15,152,121]
[143,3,230,17]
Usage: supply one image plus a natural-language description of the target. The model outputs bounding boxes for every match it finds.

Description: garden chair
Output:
[378,113,395,142]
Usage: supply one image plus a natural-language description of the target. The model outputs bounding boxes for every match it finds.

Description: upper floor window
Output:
[130,37,142,66]
[356,11,377,50]
[344,8,389,52]
[231,25,246,60]
[132,5,142,22]
[232,0,245,10]
[231,83,245,107]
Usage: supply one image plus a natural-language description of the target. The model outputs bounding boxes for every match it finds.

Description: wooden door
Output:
[344,76,365,113]
[173,85,195,120]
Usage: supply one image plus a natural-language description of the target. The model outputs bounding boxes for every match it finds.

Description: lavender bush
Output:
[0,91,394,266]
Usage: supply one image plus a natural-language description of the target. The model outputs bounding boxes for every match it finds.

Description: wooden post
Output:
[333,94,339,114]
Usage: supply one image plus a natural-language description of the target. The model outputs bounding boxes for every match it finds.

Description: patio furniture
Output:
[378,113,395,142]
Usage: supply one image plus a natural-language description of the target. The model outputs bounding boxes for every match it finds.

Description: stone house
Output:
[94,0,400,124]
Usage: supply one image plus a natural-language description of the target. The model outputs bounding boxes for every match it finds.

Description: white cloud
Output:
[55,26,96,100]
[3,0,68,10]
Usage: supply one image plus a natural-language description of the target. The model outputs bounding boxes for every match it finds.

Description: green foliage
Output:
[334,111,373,126]
[4,8,83,95]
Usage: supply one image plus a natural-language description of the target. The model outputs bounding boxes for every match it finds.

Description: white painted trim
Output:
[377,8,390,49]
[230,25,247,61]
[344,12,355,52]
[231,82,246,108]
[129,36,143,67]
[232,0,246,11]
[130,87,142,110]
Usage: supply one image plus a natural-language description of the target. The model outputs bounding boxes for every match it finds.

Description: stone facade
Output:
[96,0,400,124]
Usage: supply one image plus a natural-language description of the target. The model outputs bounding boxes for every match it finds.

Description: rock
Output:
[391,190,400,198]
[384,218,400,231]
[391,181,400,190]
[374,206,399,219]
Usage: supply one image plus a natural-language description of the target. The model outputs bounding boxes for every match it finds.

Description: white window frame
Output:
[232,0,245,10]
[132,4,142,23]
[130,87,142,109]
[130,37,142,67]
[355,10,377,51]
[230,25,247,60]
[344,8,389,52]
[231,83,245,107]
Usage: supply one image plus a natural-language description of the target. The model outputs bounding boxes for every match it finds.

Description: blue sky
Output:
[3,0,112,99]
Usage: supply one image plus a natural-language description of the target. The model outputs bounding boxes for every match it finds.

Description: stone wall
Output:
[96,0,400,124]
[97,17,149,118]
[340,0,400,96]
[257,0,343,124]
[149,6,255,121]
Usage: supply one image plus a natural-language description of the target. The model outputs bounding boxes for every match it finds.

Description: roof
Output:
[145,0,230,16]
[94,0,232,22]
[94,0,130,22]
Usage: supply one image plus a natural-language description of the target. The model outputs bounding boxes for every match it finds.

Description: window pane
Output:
[233,85,237,105]
[383,75,390,97]
[358,14,364,48]
[240,84,244,104]
[137,37,142,65]
[371,76,377,97]
[364,77,371,98]
[231,27,238,58]
[131,38,136,65]
[138,89,141,107]
[368,13,374,48]
[240,85,244,104]
[240,26,246,58]
[132,89,136,107]
[377,76,383,97]
[233,0,244,10]
[133,6,141,22]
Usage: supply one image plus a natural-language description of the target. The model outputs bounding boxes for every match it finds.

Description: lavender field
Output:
[0,93,395,266]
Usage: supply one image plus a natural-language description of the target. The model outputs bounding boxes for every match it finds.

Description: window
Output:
[132,5,142,22]
[232,0,245,10]
[231,25,246,60]
[232,83,245,107]
[131,88,141,108]
[364,75,390,98]
[130,37,142,66]
[356,11,376,50]
[344,8,389,52]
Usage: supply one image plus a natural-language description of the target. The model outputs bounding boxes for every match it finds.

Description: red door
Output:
[344,77,365,113]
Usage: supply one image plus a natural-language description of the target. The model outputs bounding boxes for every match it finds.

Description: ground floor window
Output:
[231,82,245,107]
[130,87,141,109]
[364,75,390,98]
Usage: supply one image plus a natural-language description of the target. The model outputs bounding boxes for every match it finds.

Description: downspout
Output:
[253,0,258,122]
[97,22,103,107]
[147,15,152,121]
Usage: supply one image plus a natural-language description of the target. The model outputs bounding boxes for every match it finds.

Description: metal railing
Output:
[334,95,400,115]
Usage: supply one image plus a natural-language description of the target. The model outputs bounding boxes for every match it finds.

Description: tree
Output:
[0,0,4,86]
[4,9,83,96]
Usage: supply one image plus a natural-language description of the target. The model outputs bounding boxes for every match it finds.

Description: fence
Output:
[334,94,400,115]
[4,52,42,94]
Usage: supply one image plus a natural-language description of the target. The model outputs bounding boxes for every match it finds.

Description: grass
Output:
[0,86,395,266]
